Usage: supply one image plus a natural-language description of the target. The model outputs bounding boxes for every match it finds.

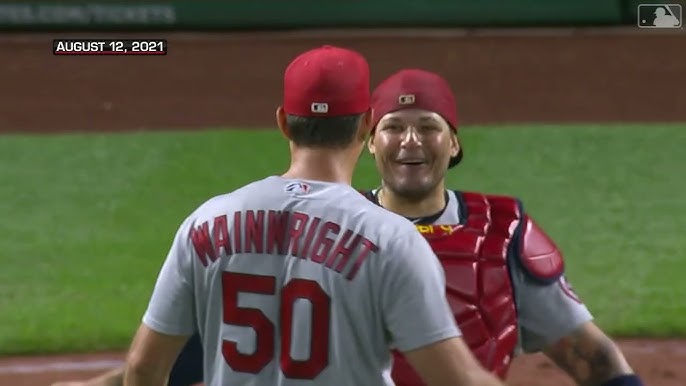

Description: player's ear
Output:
[367,132,376,156]
[367,131,377,157]
[276,106,291,140]
[449,130,459,158]
[364,108,377,155]
[356,108,373,143]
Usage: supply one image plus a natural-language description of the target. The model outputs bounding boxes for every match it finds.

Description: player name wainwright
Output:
[53,38,167,56]
[189,210,379,281]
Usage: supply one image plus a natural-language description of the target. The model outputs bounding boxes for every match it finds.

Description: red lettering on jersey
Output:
[213,215,232,257]
[267,210,289,255]
[244,210,265,254]
[299,216,321,258]
[311,221,340,263]
[346,238,378,280]
[189,221,216,267]
[288,212,309,257]
[233,211,242,254]
[280,278,331,378]
[326,230,362,273]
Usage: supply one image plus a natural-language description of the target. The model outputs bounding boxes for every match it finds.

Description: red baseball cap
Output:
[283,45,370,117]
[371,69,463,167]
[371,69,458,129]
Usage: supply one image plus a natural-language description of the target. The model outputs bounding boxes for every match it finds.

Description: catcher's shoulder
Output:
[455,189,565,283]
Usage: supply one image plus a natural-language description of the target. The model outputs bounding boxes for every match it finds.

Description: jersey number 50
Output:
[222,272,331,379]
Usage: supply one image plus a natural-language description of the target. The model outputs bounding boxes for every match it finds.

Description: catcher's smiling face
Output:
[368,108,459,200]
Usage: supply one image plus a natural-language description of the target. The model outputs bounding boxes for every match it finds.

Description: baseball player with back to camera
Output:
[75,45,506,386]
[50,67,643,386]
[361,69,646,386]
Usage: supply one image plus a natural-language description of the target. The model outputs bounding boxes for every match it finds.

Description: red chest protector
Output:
[386,191,563,384]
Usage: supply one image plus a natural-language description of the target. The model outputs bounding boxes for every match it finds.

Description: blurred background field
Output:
[1,124,684,354]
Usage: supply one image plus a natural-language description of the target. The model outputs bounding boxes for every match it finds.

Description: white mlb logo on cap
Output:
[311,102,329,113]
[398,94,415,105]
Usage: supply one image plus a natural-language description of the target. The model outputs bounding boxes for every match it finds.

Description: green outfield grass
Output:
[0,124,684,355]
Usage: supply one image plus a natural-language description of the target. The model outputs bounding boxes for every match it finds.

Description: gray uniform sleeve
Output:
[142,219,197,336]
[510,260,593,353]
[379,230,462,353]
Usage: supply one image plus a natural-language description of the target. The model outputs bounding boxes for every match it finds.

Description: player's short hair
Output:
[287,113,363,149]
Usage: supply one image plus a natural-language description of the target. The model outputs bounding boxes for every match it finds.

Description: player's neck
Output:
[282,148,355,185]
[378,183,447,219]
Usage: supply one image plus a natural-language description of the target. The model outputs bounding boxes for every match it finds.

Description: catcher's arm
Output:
[543,321,640,386]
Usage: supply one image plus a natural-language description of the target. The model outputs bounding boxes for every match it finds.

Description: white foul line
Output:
[0,359,123,374]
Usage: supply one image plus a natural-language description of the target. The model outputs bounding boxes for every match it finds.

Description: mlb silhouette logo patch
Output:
[285,181,311,195]
[638,4,682,28]
[310,102,329,113]
[398,94,416,105]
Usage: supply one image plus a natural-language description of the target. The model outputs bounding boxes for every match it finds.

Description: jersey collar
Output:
[368,189,451,226]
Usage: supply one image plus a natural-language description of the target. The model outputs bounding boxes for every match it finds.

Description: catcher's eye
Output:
[382,124,403,132]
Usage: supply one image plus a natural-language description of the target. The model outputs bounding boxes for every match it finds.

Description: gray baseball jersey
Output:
[370,188,594,354]
[142,176,461,386]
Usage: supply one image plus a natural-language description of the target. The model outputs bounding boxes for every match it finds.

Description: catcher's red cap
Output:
[371,69,457,129]
[371,69,462,167]
[283,45,370,117]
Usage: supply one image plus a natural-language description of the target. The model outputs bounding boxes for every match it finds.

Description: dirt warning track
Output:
[1,340,684,386]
